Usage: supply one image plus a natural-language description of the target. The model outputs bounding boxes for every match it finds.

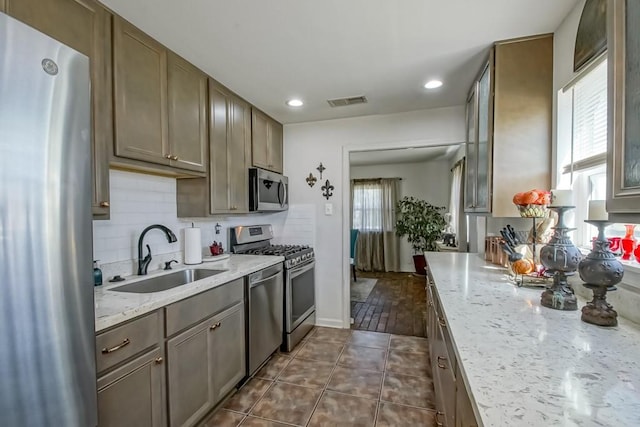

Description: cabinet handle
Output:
[171,155,179,161]
[437,356,447,369]
[438,317,446,327]
[209,322,221,331]
[165,154,172,159]
[155,357,163,365]
[101,338,130,354]
[99,201,110,208]
[435,411,445,426]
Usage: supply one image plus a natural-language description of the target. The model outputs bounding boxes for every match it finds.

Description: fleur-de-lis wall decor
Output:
[321,180,334,200]
[306,173,317,187]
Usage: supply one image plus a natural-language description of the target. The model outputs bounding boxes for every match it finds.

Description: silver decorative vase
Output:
[579,220,623,327]
[539,206,581,311]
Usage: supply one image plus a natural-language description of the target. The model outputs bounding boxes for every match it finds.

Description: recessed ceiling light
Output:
[286,99,304,107]
[424,80,443,89]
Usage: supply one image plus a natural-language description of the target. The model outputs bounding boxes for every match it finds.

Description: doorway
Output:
[345,144,463,336]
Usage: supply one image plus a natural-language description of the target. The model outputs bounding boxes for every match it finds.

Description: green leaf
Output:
[395,196,446,253]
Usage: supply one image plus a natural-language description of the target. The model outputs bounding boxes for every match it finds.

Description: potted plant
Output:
[395,196,446,275]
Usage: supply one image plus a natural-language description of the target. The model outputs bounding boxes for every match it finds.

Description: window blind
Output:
[571,59,608,165]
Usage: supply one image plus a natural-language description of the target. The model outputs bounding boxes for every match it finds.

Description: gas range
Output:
[237,245,314,268]
[230,225,314,269]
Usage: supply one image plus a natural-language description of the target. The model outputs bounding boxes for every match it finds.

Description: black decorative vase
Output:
[579,220,623,326]
[539,206,581,311]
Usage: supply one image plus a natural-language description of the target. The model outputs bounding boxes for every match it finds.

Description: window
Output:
[558,57,640,251]
[558,59,608,247]
[352,182,382,231]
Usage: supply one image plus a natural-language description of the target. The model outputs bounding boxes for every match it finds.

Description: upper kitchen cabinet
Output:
[177,80,251,216]
[167,52,208,173]
[4,0,113,218]
[112,18,207,176]
[113,17,169,166]
[607,0,640,220]
[251,108,283,174]
[465,34,553,216]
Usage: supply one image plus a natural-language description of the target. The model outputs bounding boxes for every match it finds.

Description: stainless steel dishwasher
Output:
[247,263,284,376]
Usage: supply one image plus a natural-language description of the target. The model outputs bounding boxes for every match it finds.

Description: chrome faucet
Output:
[137,224,178,275]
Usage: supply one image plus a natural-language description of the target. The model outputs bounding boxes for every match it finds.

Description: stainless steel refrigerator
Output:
[0,12,97,427]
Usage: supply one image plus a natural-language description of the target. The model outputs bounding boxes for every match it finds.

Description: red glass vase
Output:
[634,244,640,263]
[621,224,636,260]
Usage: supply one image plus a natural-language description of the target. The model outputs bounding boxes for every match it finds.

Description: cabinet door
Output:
[455,378,479,427]
[228,94,251,212]
[251,109,271,170]
[607,0,640,216]
[433,324,456,427]
[167,52,207,173]
[475,62,492,213]
[113,16,169,166]
[464,87,477,212]
[167,318,215,427]
[208,80,231,213]
[97,347,166,427]
[268,120,283,174]
[211,303,246,404]
[5,0,112,217]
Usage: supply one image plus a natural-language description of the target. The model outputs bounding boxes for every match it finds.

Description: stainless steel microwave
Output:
[249,168,289,212]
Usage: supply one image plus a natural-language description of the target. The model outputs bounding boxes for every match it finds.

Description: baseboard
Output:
[315,317,347,329]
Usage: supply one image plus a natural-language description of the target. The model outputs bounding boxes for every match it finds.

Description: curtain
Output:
[449,160,465,251]
[351,178,399,272]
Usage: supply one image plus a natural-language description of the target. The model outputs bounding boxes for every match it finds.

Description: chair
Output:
[350,229,359,282]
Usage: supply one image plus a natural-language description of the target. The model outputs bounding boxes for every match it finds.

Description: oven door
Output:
[285,260,315,332]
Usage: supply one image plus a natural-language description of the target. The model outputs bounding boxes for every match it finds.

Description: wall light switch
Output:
[324,203,333,215]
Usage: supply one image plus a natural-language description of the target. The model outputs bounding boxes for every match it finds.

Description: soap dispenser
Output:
[93,260,103,286]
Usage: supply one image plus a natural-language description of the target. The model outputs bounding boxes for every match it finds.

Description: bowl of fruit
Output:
[512,189,550,218]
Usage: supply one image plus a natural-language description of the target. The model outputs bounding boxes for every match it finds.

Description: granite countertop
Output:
[425,252,640,427]
[95,254,284,332]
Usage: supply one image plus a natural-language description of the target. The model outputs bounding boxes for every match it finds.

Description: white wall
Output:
[350,160,452,272]
[284,106,466,327]
[93,170,314,279]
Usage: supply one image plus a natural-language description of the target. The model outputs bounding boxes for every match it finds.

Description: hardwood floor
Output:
[350,271,427,337]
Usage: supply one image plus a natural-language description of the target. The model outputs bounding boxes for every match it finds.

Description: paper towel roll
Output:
[184,227,202,265]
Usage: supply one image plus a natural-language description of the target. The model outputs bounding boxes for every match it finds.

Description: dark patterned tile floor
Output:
[199,327,436,427]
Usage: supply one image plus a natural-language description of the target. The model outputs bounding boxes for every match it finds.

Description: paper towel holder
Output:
[184,223,203,265]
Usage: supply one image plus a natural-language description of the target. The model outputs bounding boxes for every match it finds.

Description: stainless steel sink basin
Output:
[111,269,226,293]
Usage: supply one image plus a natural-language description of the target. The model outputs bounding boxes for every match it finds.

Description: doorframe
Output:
[340,139,464,328]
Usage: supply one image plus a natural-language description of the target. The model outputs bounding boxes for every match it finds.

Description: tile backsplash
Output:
[93,170,315,279]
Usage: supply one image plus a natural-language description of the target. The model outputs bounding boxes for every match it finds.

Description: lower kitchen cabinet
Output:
[166,301,245,427]
[97,347,166,427]
[433,322,456,427]
[455,368,479,427]
[428,280,477,427]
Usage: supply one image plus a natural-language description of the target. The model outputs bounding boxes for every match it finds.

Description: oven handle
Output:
[289,260,315,279]
[250,271,283,289]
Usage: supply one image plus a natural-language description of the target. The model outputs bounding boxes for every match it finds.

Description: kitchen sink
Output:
[111,269,226,293]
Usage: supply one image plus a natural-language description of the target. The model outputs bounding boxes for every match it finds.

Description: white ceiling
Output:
[101,0,578,124]
[350,144,461,166]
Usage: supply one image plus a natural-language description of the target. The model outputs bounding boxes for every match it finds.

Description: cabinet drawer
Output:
[166,278,244,336]
[96,310,164,374]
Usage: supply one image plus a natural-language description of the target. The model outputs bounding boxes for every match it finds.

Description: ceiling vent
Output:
[327,95,368,107]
